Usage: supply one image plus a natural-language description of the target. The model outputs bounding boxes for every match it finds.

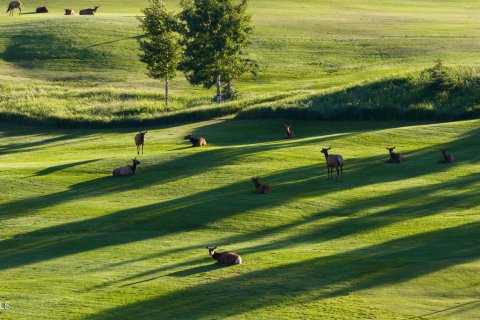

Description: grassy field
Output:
[0,119,479,319]
[2,0,480,124]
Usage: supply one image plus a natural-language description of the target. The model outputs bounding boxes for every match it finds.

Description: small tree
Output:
[180,0,255,103]
[138,0,182,106]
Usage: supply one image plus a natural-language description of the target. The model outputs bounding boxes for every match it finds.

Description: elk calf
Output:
[439,149,454,163]
[134,131,147,155]
[321,147,343,182]
[36,6,48,13]
[79,6,99,15]
[112,158,141,176]
[184,134,207,147]
[206,246,242,266]
[386,146,404,163]
[284,124,295,139]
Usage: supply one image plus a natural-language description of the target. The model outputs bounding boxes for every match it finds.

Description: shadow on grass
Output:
[84,221,480,320]
[34,159,102,176]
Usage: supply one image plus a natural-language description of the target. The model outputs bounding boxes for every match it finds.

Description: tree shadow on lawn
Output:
[0,133,81,156]
[0,133,346,221]
[85,221,480,320]
[97,169,480,289]
[0,124,478,273]
[33,159,102,176]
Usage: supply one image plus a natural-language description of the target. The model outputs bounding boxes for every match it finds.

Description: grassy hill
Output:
[1,0,480,125]
[0,119,479,319]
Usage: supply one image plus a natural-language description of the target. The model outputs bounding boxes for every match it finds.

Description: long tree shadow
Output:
[34,159,102,176]
[84,221,480,319]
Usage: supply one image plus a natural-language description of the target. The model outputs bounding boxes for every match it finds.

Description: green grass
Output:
[0,119,479,319]
[2,0,480,124]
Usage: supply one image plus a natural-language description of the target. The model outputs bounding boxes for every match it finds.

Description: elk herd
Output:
[5,1,100,16]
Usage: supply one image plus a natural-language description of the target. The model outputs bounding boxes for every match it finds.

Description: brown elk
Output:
[206,246,242,266]
[79,6,99,15]
[321,147,343,182]
[112,158,141,176]
[251,176,271,194]
[134,131,147,155]
[386,146,404,163]
[6,1,21,16]
[284,124,295,139]
[36,6,48,13]
[65,9,74,15]
[184,134,207,147]
[439,149,454,163]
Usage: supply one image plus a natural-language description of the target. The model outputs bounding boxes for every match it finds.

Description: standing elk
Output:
[206,246,242,266]
[184,134,207,147]
[112,158,141,176]
[321,147,344,182]
[79,6,99,15]
[439,149,454,163]
[251,176,271,194]
[6,1,21,15]
[134,131,147,155]
[284,124,295,139]
[386,146,404,163]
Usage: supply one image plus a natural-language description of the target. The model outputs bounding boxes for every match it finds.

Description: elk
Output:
[386,146,404,163]
[284,124,295,139]
[65,9,74,15]
[112,158,141,176]
[321,147,344,182]
[6,1,21,16]
[36,6,48,13]
[439,149,454,163]
[206,246,242,266]
[251,176,271,194]
[79,6,99,15]
[134,131,147,155]
[184,134,207,147]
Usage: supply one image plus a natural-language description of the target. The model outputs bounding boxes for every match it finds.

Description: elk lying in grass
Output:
[251,176,271,194]
[6,1,21,15]
[184,134,207,147]
[65,9,74,15]
[36,6,48,13]
[284,124,295,139]
[439,149,454,163]
[206,246,242,266]
[386,146,404,163]
[321,147,343,182]
[112,158,141,176]
[79,6,99,15]
[134,131,147,155]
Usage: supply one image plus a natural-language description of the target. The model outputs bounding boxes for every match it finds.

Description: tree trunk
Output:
[216,74,221,104]
[165,78,169,107]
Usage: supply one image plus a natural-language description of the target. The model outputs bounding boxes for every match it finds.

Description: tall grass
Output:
[1,65,480,127]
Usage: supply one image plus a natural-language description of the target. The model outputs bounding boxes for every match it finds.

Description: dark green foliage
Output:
[138,0,182,104]
[179,0,255,95]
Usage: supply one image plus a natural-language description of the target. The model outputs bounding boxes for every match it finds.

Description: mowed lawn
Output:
[0,119,479,319]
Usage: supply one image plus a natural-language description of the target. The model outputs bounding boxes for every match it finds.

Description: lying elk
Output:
[184,134,207,147]
[65,9,74,15]
[439,149,454,163]
[284,124,295,139]
[36,6,48,13]
[251,176,271,194]
[321,147,343,182]
[79,6,99,15]
[206,246,242,266]
[134,131,147,155]
[112,158,141,176]
[386,146,404,163]
[6,1,21,15]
